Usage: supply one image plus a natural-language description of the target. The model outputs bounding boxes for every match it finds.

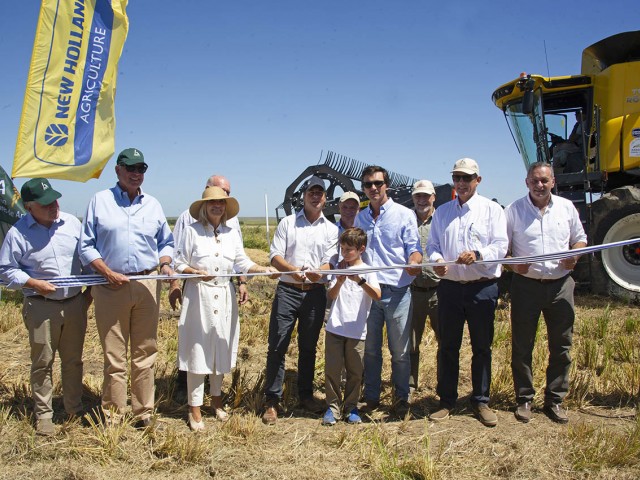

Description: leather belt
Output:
[280,281,325,292]
[124,268,157,276]
[457,277,491,285]
[30,291,82,303]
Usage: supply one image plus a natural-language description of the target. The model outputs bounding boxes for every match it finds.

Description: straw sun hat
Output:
[189,186,240,220]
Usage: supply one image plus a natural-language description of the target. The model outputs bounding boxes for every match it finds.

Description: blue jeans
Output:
[363,284,413,402]
[264,283,326,402]
[436,279,498,408]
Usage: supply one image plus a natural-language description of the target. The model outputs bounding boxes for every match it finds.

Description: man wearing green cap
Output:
[0,178,89,436]
[79,147,174,429]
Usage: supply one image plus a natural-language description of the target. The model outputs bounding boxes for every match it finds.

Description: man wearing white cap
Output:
[426,158,508,427]
[409,180,440,392]
[336,191,360,237]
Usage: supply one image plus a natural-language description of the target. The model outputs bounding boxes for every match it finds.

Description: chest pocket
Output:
[469,217,490,250]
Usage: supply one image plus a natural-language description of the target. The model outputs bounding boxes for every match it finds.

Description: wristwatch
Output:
[358,278,367,286]
[473,250,481,261]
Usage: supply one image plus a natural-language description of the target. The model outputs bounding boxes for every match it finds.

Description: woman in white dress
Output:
[174,186,278,431]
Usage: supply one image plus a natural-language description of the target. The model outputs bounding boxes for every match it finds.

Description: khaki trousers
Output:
[22,294,87,419]
[324,330,364,418]
[93,276,160,419]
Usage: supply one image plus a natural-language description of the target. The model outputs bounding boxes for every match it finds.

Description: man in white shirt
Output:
[262,176,339,425]
[426,158,508,427]
[505,162,587,424]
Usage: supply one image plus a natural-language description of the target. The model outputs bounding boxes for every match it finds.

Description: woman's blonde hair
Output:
[197,201,227,228]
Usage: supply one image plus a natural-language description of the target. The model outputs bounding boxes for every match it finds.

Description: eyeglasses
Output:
[120,163,148,174]
[362,180,385,189]
[452,174,476,183]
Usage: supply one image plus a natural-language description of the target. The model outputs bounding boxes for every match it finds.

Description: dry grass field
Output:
[0,245,638,479]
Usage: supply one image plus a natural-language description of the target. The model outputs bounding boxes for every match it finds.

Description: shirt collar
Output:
[296,207,327,225]
[526,192,554,212]
[114,182,144,202]
[25,212,62,230]
[369,197,394,216]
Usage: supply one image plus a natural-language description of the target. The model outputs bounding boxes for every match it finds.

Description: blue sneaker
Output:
[346,408,362,424]
[322,408,337,426]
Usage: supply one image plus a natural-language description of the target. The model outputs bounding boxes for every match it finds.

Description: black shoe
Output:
[299,396,324,413]
[544,404,568,424]
[392,399,411,419]
[358,399,380,413]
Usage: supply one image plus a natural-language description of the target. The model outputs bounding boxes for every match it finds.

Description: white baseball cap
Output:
[339,191,360,204]
[451,158,480,175]
[412,180,435,195]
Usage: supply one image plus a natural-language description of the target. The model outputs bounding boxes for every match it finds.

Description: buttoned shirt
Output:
[354,198,422,288]
[427,193,508,281]
[79,183,174,274]
[270,209,339,284]
[412,209,440,289]
[505,193,587,280]
[0,211,84,300]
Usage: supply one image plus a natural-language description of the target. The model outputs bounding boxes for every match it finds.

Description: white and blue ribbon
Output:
[2,238,638,289]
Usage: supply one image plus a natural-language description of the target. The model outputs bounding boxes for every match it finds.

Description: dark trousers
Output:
[409,285,439,389]
[510,274,575,406]
[264,283,326,402]
[436,278,498,408]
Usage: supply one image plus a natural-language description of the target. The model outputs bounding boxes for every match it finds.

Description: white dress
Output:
[174,222,255,375]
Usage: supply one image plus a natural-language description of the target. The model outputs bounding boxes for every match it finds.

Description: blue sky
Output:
[0,1,635,218]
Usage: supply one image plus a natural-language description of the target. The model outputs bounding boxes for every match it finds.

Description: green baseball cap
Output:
[21,178,62,205]
[117,147,146,166]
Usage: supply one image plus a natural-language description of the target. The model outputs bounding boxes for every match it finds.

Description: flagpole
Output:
[264,193,270,245]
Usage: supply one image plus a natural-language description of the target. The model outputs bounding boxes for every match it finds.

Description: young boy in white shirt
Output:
[323,228,381,425]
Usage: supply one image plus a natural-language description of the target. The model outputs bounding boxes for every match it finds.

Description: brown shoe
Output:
[429,407,450,422]
[36,418,55,436]
[472,403,498,427]
[262,406,278,425]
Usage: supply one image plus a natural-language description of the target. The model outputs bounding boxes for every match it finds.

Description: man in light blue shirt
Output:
[0,178,88,436]
[79,147,174,429]
[354,166,422,415]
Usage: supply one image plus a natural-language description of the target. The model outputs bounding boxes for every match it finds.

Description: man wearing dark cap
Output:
[79,148,174,429]
[0,178,89,436]
[262,176,339,424]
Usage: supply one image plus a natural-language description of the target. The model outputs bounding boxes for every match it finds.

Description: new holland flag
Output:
[12,0,129,182]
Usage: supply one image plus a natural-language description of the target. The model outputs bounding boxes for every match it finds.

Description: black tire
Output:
[590,186,640,302]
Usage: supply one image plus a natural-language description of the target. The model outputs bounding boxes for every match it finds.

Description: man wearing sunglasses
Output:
[426,158,508,427]
[79,147,175,430]
[355,166,422,417]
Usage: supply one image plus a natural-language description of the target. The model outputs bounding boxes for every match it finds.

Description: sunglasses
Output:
[362,180,385,189]
[452,174,476,183]
[120,163,148,174]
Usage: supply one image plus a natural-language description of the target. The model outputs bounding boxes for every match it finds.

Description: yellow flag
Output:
[12,0,129,182]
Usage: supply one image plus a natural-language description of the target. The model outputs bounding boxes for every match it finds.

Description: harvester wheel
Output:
[590,186,640,301]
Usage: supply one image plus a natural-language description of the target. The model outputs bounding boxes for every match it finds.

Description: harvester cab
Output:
[492,31,640,300]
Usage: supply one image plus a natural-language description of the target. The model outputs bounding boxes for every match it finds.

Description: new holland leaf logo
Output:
[45,124,69,146]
